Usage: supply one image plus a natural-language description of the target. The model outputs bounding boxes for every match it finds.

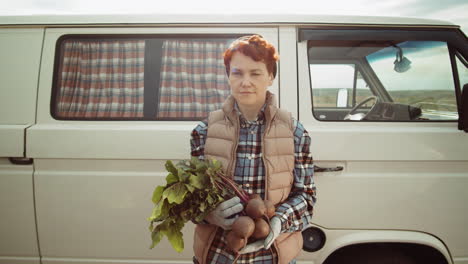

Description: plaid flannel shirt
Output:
[190,105,316,264]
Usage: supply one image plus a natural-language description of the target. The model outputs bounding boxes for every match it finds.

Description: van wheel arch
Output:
[323,243,449,264]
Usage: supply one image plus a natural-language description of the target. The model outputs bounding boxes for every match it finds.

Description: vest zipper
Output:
[227,117,240,179]
[262,141,268,201]
[263,116,271,201]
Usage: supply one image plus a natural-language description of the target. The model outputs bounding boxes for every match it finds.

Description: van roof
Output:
[0,13,457,28]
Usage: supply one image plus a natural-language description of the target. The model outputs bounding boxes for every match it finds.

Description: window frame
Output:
[301,27,468,122]
[50,33,246,121]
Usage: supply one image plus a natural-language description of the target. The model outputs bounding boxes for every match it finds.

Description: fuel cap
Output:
[302,227,326,252]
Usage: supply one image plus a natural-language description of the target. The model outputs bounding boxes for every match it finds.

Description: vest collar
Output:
[222,91,278,126]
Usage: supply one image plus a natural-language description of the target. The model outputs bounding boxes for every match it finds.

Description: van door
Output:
[27,27,278,264]
[297,28,468,262]
[0,29,43,264]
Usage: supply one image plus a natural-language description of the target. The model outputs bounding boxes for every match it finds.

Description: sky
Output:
[311,44,456,91]
[1,0,467,33]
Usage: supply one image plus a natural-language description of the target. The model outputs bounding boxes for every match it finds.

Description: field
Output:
[312,88,457,112]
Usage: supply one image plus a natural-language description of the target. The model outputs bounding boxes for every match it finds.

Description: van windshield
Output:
[367,41,458,119]
[308,39,459,121]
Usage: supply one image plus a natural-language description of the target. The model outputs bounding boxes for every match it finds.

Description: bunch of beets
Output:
[148,158,277,253]
[225,191,276,253]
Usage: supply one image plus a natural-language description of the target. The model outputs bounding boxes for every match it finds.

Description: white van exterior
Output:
[0,14,467,264]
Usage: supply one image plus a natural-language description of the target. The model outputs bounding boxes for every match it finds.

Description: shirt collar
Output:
[234,103,266,126]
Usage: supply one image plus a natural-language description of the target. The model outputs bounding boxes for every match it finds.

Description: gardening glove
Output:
[239,240,264,254]
[239,216,282,254]
[205,197,243,230]
[264,216,282,249]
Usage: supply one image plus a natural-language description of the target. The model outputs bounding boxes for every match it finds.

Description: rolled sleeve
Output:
[275,119,317,233]
[190,120,209,225]
[190,120,208,160]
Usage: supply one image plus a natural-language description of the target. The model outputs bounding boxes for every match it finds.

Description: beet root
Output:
[252,217,270,239]
[245,198,266,219]
[226,231,246,253]
[232,216,255,238]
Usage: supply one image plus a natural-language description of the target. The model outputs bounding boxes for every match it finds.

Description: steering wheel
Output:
[344,96,380,121]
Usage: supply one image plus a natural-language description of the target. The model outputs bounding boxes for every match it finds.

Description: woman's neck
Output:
[237,103,264,121]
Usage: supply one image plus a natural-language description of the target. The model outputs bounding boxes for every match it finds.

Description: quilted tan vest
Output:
[193,92,303,264]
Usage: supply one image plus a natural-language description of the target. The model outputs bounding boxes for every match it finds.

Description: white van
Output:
[0,14,467,264]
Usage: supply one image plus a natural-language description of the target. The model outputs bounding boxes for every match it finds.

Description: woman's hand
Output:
[264,217,282,249]
[205,197,244,230]
[239,216,282,254]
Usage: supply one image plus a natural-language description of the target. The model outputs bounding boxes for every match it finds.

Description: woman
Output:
[190,35,316,264]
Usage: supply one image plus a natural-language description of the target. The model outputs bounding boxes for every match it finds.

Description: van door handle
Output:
[8,157,33,165]
[314,165,343,172]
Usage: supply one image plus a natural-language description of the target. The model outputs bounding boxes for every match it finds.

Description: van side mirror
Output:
[459,83,468,132]
[337,88,348,107]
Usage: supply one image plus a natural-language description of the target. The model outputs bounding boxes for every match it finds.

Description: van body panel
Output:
[0,125,28,157]
[0,159,40,264]
[0,28,42,125]
[278,26,298,119]
[27,123,195,159]
[311,162,468,256]
[0,28,42,156]
[306,123,468,161]
[0,257,41,264]
[0,14,456,27]
[0,28,42,264]
[301,227,452,264]
[34,158,195,262]
[298,38,468,258]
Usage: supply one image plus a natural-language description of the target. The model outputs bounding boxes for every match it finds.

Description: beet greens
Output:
[148,157,249,252]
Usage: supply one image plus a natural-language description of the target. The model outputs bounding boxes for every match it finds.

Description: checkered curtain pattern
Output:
[56,40,145,118]
[157,40,230,118]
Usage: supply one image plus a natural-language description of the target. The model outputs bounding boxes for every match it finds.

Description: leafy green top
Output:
[148,158,235,252]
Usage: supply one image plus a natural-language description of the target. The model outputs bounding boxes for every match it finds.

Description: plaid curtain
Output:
[157,40,230,118]
[56,40,145,118]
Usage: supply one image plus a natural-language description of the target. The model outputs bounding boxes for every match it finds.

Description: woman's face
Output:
[228,52,273,110]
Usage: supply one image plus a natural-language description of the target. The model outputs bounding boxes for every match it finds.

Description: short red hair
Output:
[223,35,279,78]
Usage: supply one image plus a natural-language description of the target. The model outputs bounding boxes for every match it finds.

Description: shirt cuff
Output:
[275,212,291,233]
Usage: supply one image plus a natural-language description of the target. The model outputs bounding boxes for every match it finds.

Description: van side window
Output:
[308,40,458,121]
[52,36,235,120]
[310,64,373,119]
